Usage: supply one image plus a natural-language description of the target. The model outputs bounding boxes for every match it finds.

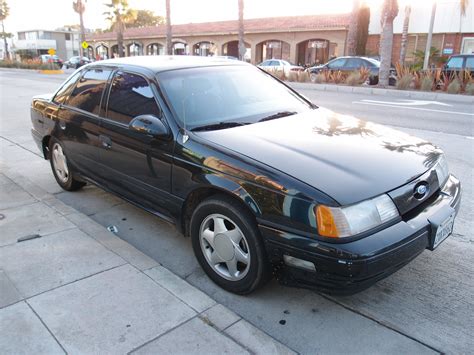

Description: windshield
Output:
[157,65,313,130]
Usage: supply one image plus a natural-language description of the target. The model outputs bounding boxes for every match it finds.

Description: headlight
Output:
[434,155,449,187]
[316,194,399,238]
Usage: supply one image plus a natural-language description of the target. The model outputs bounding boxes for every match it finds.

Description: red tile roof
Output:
[87,14,350,41]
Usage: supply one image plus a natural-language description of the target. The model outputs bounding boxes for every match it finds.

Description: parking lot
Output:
[1,68,472,354]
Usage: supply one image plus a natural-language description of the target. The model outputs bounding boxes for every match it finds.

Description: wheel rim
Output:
[52,143,69,183]
[199,214,251,281]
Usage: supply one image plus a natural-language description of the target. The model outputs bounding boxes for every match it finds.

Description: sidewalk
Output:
[0,158,294,354]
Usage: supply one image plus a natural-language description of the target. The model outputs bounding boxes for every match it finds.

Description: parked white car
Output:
[257,59,304,75]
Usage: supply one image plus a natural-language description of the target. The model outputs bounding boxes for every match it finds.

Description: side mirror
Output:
[129,115,169,137]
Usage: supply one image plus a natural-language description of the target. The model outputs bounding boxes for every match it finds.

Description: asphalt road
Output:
[1,69,473,354]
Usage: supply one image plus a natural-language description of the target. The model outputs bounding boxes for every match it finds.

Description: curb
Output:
[288,82,474,104]
[39,69,64,75]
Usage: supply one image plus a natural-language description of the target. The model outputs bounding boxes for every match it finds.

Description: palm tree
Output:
[73,0,86,57]
[346,0,360,56]
[0,0,10,60]
[379,0,399,87]
[399,5,411,64]
[104,0,136,57]
[165,0,172,55]
[238,0,245,60]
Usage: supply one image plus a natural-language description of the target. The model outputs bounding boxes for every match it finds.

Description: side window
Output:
[446,57,463,69]
[328,58,346,69]
[465,57,474,69]
[53,70,82,104]
[67,68,112,115]
[106,72,161,125]
[346,59,364,69]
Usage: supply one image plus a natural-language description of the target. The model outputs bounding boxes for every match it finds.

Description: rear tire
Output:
[49,138,85,191]
[190,195,271,294]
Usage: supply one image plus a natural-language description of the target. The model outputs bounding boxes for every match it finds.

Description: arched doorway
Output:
[222,40,251,60]
[95,44,109,60]
[296,39,330,67]
[146,43,164,55]
[172,41,188,55]
[193,41,216,56]
[127,42,142,56]
[110,44,124,58]
[255,40,290,63]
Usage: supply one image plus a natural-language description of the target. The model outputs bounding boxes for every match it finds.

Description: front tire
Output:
[49,138,85,191]
[190,195,270,294]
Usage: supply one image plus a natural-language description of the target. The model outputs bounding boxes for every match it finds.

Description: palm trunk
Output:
[379,16,394,86]
[399,5,410,64]
[346,0,360,55]
[1,20,8,60]
[117,15,124,57]
[79,6,86,57]
[238,0,245,60]
[165,0,172,55]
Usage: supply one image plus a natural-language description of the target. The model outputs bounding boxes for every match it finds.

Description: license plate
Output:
[432,213,455,249]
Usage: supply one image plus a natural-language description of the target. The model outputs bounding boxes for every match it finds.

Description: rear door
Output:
[56,67,113,179]
[99,70,175,216]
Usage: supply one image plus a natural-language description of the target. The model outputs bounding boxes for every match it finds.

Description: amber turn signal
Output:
[316,205,339,238]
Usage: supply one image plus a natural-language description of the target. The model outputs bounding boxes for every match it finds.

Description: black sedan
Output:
[64,56,92,69]
[307,56,396,85]
[30,56,461,295]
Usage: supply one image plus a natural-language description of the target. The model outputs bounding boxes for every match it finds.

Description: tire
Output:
[190,195,271,294]
[310,72,318,83]
[49,138,85,191]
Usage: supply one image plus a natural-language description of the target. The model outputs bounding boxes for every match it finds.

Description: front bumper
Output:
[260,174,461,295]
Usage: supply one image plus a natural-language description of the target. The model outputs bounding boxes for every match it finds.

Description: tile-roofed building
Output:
[86,14,351,65]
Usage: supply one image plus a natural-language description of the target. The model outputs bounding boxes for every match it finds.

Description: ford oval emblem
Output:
[416,185,427,195]
[414,182,429,200]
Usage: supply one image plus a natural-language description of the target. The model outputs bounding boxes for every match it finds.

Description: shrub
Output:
[465,82,474,95]
[287,71,298,82]
[447,79,461,94]
[0,59,51,70]
[345,71,363,86]
[297,71,310,83]
[420,76,434,91]
[329,70,346,84]
[396,74,413,90]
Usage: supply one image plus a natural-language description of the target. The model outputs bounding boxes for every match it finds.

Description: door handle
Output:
[99,135,112,150]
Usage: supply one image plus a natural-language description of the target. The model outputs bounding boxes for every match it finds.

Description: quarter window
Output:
[106,72,160,125]
[53,70,82,104]
[67,68,112,115]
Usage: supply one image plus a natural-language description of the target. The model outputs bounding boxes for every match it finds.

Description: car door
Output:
[56,67,113,179]
[99,70,174,216]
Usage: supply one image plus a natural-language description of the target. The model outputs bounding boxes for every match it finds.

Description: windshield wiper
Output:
[190,121,248,132]
[258,111,297,122]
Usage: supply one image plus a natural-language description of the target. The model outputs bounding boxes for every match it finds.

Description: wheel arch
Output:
[180,176,262,237]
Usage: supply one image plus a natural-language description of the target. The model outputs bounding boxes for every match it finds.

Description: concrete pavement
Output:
[1,69,473,354]
[0,145,294,354]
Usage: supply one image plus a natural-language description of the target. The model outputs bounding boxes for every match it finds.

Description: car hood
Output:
[197,109,442,205]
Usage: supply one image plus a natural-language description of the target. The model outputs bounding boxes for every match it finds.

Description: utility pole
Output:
[423,2,436,70]
[238,0,245,61]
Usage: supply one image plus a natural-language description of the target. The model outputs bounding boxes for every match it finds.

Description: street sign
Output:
[81,41,89,49]
[48,48,56,55]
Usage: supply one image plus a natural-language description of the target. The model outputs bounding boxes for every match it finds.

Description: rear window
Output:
[66,68,112,115]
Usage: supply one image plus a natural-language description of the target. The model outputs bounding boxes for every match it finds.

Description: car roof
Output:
[92,55,249,73]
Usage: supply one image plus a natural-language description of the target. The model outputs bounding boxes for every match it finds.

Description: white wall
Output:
[368,0,474,34]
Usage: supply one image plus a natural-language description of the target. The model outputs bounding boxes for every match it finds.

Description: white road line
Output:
[352,101,474,116]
